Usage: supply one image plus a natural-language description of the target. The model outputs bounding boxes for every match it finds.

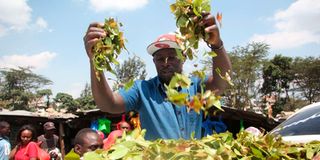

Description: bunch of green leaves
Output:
[84,128,320,160]
[92,18,128,81]
[165,73,223,116]
[170,0,213,60]
[168,1,233,115]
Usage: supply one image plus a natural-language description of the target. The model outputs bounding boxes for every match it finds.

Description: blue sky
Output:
[0,0,319,98]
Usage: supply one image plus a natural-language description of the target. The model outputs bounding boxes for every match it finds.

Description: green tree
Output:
[75,83,96,110]
[202,42,269,109]
[113,56,147,90]
[54,92,79,113]
[261,55,293,114]
[35,89,53,108]
[261,55,293,95]
[0,67,52,110]
[292,57,320,104]
[225,42,269,109]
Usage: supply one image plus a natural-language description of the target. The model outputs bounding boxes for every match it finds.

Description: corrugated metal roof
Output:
[0,108,78,119]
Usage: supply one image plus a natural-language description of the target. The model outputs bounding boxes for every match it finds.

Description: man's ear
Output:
[74,144,82,155]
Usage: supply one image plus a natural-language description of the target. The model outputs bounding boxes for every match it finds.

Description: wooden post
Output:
[59,122,65,159]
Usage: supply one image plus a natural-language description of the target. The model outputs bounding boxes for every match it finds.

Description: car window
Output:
[272,103,320,136]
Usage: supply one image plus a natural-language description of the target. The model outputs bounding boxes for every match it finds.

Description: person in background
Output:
[37,121,60,160]
[83,12,231,140]
[73,128,103,159]
[129,111,141,130]
[0,121,11,160]
[103,117,132,150]
[9,124,50,160]
[116,114,131,132]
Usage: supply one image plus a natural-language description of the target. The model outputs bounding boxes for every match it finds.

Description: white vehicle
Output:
[270,102,320,143]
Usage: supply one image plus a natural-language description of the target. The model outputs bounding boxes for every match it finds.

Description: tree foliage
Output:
[195,42,320,114]
[35,89,52,108]
[75,83,96,111]
[54,92,79,113]
[53,84,97,113]
[0,67,52,110]
[260,55,294,115]
[292,56,320,104]
[113,56,147,90]
[224,42,269,109]
[261,55,293,95]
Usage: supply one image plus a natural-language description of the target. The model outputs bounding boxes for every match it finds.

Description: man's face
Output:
[0,124,10,137]
[153,48,184,84]
[76,133,103,156]
[44,128,55,137]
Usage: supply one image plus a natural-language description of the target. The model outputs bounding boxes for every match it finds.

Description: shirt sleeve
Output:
[119,80,141,111]
[27,142,38,158]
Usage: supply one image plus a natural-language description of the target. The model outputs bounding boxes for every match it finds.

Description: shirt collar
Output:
[155,76,183,93]
[155,76,167,97]
[0,136,9,140]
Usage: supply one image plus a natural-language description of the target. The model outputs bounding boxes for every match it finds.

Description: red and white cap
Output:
[147,33,181,56]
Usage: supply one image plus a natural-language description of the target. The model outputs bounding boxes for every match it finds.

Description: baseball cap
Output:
[43,122,56,130]
[147,33,181,56]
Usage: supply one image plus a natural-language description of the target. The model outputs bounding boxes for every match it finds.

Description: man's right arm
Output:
[84,22,126,114]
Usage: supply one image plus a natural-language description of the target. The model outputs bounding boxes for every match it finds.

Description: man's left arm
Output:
[201,13,232,95]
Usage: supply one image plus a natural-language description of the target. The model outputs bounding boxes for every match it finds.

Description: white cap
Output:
[147,33,181,56]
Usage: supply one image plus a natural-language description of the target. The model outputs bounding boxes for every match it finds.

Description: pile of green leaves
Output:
[92,18,127,81]
[84,129,320,160]
[170,0,213,60]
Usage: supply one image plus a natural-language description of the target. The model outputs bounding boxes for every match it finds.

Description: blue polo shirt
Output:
[0,136,11,160]
[119,76,204,140]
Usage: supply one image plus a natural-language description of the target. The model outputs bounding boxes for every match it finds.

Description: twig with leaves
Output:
[92,18,128,81]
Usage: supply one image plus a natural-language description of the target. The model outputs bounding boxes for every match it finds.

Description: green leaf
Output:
[108,145,130,159]
[191,70,206,81]
[233,148,242,156]
[306,147,314,159]
[177,15,189,28]
[168,73,191,89]
[250,145,264,158]
[175,48,186,61]
[166,88,188,106]
[205,51,217,57]
[83,150,104,160]
[124,79,134,91]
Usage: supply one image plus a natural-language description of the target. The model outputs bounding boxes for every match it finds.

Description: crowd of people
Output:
[0,121,63,160]
[0,118,133,160]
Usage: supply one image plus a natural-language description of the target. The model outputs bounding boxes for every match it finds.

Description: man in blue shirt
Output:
[83,12,231,140]
[0,121,11,160]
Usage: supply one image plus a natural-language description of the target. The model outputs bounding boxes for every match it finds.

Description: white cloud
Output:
[0,0,51,36]
[250,0,320,49]
[0,24,6,36]
[35,17,48,30]
[0,51,57,70]
[0,0,32,31]
[89,0,149,12]
[251,31,318,49]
